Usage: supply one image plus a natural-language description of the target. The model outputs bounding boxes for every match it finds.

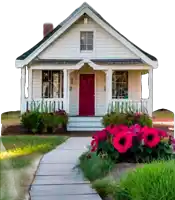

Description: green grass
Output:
[1,110,20,126]
[153,110,174,120]
[97,160,175,200]
[79,151,114,182]
[0,136,67,200]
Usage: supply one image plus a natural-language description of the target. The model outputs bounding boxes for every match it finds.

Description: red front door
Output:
[79,74,95,116]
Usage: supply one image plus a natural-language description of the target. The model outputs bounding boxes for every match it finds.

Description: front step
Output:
[67,116,104,131]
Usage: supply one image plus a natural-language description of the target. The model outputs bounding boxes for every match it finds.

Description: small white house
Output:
[15,2,158,131]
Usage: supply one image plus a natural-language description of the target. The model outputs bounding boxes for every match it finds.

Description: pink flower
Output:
[92,129,107,141]
[156,129,168,138]
[129,124,142,134]
[105,125,128,136]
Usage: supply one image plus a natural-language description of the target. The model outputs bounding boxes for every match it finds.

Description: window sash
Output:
[80,31,93,51]
[42,70,63,98]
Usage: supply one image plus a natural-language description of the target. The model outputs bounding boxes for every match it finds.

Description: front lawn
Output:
[0,135,68,200]
[1,110,20,126]
[153,109,174,121]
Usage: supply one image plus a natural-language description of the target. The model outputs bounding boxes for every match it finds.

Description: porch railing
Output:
[25,98,64,113]
[108,99,149,114]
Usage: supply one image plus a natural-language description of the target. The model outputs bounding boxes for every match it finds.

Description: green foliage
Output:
[115,160,175,200]
[79,151,114,182]
[21,111,45,133]
[102,110,152,128]
[21,110,68,133]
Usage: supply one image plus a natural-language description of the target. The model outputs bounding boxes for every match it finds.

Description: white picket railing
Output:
[109,99,149,113]
[25,98,64,112]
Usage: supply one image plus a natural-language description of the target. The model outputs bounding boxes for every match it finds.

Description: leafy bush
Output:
[115,160,175,200]
[21,109,68,133]
[79,151,114,181]
[102,111,152,128]
[43,113,64,133]
[90,124,175,163]
[54,109,68,125]
[21,111,45,133]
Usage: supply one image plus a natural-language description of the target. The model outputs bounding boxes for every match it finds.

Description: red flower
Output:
[142,128,160,148]
[156,129,168,138]
[112,131,133,153]
[91,139,98,152]
[106,124,128,136]
[92,129,107,141]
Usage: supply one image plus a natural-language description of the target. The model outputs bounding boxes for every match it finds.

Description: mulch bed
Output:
[1,124,94,137]
[1,124,174,137]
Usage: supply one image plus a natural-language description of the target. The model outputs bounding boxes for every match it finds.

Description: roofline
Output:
[15,2,158,69]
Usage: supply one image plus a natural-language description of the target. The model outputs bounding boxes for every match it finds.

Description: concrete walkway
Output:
[30,137,102,200]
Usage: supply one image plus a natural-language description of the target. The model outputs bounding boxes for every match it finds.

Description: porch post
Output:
[63,69,68,112]
[67,70,70,114]
[28,67,32,100]
[148,68,153,117]
[20,66,26,113]
[105,68,112,113]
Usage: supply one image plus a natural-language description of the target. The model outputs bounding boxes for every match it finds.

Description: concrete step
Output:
[67,126,103,131]
[68,121,103,128]
[68,116,103,122]
[67,116,104,131]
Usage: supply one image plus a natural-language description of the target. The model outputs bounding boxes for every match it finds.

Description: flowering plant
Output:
[90,124,175,163]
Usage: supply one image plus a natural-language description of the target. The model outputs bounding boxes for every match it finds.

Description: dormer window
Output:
[80,31,93,51]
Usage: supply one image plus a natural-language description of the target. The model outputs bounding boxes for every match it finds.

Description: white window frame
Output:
[80,30,94,52]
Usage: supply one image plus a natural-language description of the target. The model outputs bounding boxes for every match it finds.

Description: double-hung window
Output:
[80,31,93,51]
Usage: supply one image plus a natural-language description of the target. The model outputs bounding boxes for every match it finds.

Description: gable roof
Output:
[15,2,158,68]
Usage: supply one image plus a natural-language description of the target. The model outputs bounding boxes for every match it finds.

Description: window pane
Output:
[43,71,49,82]
[42,82,49,98]
[80,44,86,51]
[52,72,59,98]
[87,44,93,50]
[87,32,93,39]
[87,38,93,45]
[112,71,128,99]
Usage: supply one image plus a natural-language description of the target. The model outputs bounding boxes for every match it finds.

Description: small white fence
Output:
[108,99,149,113]
[25,99,64,112]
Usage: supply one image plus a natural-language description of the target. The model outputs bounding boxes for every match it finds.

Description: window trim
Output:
[79,29,95,52]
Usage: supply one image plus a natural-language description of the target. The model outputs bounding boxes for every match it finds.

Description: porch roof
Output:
[33,58,144,65]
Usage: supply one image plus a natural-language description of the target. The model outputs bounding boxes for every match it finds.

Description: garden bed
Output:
[79,111,175,200]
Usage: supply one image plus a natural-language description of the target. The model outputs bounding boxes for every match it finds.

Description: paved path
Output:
[30,137,101,200]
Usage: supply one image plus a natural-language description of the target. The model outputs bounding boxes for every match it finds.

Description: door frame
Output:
[78,72,96,116]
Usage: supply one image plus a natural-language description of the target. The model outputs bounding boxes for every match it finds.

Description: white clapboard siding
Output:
[95,71,106,115]
[38,16,138,59]
[32,70,42,98]
[128,70,141,100]
[69,71,79,115]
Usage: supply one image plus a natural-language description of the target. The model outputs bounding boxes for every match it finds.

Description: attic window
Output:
[80,31,93,51]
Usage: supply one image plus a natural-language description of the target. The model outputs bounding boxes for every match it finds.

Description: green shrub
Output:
[43,113,63,133]
[54,109,68,125]
[115,160,175,200]
[102,111,152,128]
[21,111,45,133]
[21,109,68,133]
[92,177,115,198]
[79,151,114,182]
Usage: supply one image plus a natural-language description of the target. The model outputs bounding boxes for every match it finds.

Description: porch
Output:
[21,59,153,117]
